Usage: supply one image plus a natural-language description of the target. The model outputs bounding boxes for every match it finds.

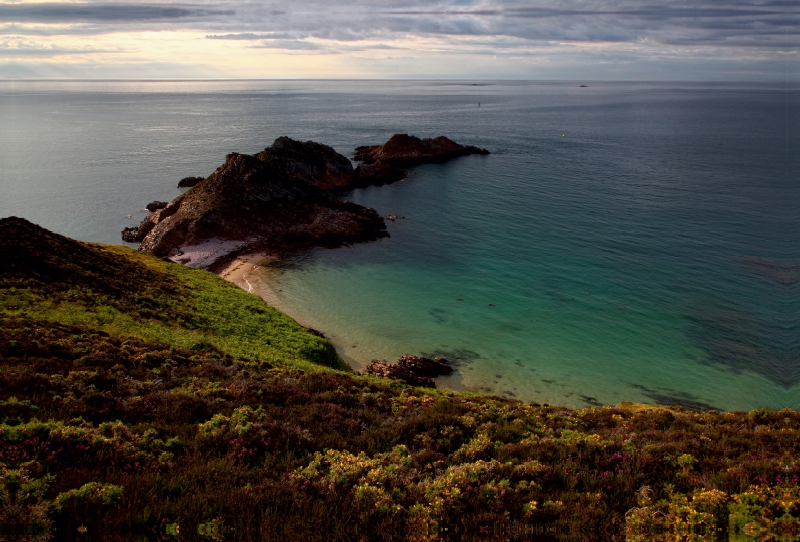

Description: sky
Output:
[0,0,798,80]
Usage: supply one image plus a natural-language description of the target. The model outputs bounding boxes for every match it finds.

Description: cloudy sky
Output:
[0,0,797,79]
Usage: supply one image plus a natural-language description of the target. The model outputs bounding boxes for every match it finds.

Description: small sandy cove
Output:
[217,252,274,293]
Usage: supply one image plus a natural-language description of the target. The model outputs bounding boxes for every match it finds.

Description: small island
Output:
[122,134,489,270]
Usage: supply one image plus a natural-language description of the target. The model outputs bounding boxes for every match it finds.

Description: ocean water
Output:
[1,80,797,410]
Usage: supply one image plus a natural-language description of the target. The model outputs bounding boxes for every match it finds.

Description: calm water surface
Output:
[1,80,797,410]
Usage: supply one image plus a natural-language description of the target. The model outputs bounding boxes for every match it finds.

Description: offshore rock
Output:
[178,176,204,188]
[354,134,489,167]
[131,152,387,263]
[146,201,167,212]
[255,136,356,193]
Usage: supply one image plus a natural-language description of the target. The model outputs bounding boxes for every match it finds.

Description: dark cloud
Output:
[251,39,323,50]
[0,3,235,23]
[206,32,301,40]
[1,0,797,78]
[2,0,796,49]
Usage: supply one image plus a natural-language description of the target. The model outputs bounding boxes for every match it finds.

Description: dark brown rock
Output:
[255,137,355,193]
[134,152,387,260]
[146,201,167,212]
[396,355,454,377]
[353,162,407,187]
[364,360,435,388]
[354,134,489,167]
[121,226,142,243]
[178,176,204,188]
[302,326,326,339]
[122,196,182,244]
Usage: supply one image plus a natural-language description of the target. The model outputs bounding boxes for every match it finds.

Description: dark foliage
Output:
[0,217,192,323]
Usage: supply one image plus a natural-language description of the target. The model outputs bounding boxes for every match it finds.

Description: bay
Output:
[1,79,797,410]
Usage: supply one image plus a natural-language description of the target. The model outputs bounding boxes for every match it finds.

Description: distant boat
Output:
[580,85,588,87]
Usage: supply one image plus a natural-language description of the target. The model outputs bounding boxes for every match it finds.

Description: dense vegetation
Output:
[2,217,799,541]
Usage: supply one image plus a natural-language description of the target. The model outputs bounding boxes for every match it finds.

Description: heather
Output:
[2,217,800,541]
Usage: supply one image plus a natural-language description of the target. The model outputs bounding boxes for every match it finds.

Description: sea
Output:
[1,79,797,411]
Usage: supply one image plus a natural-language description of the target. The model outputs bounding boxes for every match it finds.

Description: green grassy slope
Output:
[2,217,346,372]
[2,217,800,542]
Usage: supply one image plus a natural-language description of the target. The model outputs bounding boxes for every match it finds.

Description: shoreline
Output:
[215,251,468,392]
[218,251,275,294]
[211,252,741,411]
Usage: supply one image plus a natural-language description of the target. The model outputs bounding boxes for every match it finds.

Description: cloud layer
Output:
[0,0,797,79]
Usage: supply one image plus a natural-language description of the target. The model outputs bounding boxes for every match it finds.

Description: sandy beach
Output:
[215,252,469,393]
[217,251,275,294]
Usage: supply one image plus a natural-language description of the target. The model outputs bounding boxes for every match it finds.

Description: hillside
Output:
[1,218,799,541]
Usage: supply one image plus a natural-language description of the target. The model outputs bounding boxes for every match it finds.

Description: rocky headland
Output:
[123,134,488,269]
[122,149,387,267]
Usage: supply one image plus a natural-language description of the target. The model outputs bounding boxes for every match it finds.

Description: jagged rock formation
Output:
[396,355,454,377]
[255,137,356,193]
[353,134,489,187]
[354,134,489,166]
[125,151,387,261]
[364,360,435,388]
[146,201,167,212]
[364,355,453,387]
[123,135,489,267]
[178,176,204,188]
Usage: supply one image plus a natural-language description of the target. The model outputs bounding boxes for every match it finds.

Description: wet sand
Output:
[217,252,275,293]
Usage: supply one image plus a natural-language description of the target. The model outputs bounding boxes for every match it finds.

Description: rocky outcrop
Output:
[146,201,167,212]
[352,134,489,188]
[396,355,453,377]
[355,134,489,167]
[363,355,453,387]
[123,135,489,266]
[364,360,435,388]
[178,176,204,188]
[122,197,183,244]
[126,151,387,262]
[255,137,355,193]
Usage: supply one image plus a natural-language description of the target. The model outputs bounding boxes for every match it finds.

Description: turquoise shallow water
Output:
[1,80,797,410]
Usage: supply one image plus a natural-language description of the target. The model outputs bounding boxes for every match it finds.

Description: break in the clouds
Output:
[0,0,797,79]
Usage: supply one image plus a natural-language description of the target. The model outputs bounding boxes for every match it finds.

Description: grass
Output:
[2,216,345,372]
[2,217,800,541]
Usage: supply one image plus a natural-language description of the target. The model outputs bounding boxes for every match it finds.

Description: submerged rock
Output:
[353,162,407,188]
